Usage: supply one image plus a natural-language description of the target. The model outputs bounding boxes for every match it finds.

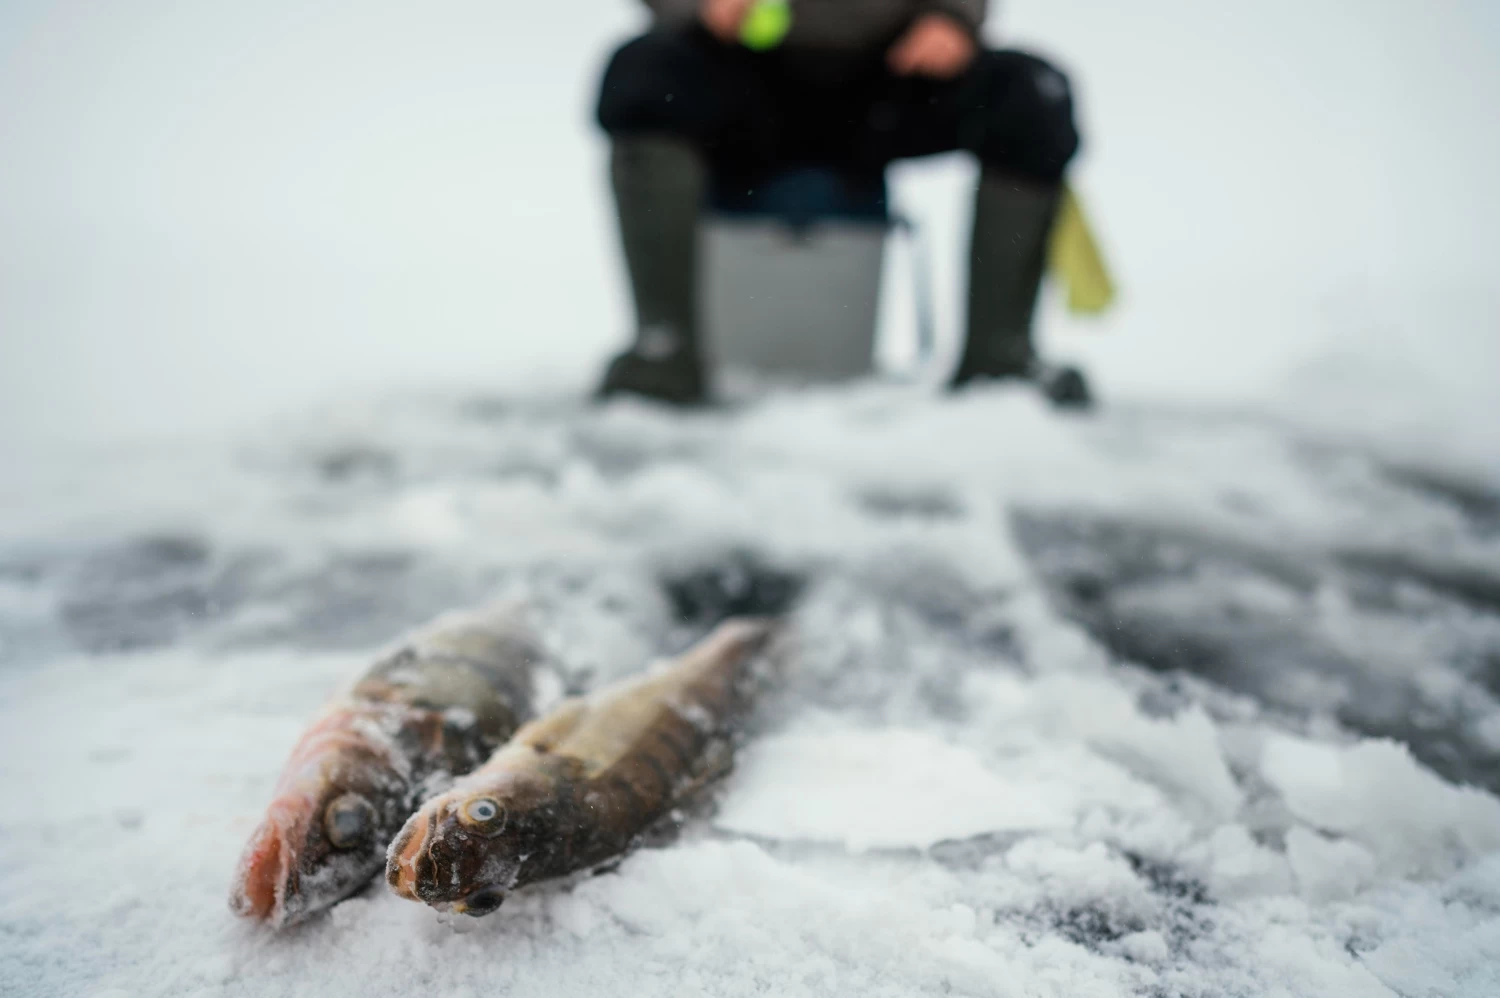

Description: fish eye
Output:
[324,793,376,849]
[461,797,505,831]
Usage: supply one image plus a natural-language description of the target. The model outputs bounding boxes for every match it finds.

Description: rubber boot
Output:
[595,137,708,406]
[951,172,1092,410]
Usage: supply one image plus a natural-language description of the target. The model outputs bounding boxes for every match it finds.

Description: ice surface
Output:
[2,385,1499,997]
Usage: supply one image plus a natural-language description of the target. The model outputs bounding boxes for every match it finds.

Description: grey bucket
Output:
[700,168,934,387]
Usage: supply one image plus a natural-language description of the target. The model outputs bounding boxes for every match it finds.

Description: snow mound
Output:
[1262,733,1500,875]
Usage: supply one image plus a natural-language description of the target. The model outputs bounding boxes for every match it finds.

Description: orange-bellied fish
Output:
[385,618,776,916]
[230,605,543,927]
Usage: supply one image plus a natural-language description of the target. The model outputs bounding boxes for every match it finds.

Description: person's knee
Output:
[596,31,710,136]
[963,50,1080,182]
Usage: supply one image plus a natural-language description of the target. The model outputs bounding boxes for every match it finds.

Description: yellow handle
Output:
[1047,184,1116,316]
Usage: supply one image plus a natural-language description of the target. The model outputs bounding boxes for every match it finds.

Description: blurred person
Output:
[593,0,1088,407]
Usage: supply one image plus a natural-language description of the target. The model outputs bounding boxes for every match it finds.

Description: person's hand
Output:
[887,13,977,78]
[701,0,755,43]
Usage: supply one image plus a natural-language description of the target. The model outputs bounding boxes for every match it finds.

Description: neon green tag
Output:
[740,0,792,51]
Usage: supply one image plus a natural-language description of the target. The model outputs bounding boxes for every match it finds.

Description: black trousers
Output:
[596,25,1080,186]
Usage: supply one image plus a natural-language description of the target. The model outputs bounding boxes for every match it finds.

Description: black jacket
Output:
[641,0,988,51]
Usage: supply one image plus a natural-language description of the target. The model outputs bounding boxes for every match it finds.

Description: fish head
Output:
[385,769,554,916]
[230,728,410,928]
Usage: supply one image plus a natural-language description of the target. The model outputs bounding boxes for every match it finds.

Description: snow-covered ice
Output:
[3,385,1499,997]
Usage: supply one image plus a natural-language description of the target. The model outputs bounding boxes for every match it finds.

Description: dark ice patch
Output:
[47,532,510,656]
[854,487,965,522]
[455,394,578,424]
[854,553,1015,646]
[760,560,1029,726]
[456,396,514,423]
[1048,854,1212,956]
[1379,461,1500,535]
[657,548,806,627]
[1011,507,1500,794]
[58,534,248,653]
[315,445,398,484]
[1126,852,1211,907]
[1051,906,1146,947]
[1334,547,1500,616]
[490,457,560,489]
[568,425,710,481]
[926,830,1030,870]
[236,550,491,650]
[0,557,46,585]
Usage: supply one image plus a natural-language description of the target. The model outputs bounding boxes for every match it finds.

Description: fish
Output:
[385,617,777,916]
[229,604,544,928]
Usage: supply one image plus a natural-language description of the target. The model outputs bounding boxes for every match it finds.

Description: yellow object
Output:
[1047,184,1115,316]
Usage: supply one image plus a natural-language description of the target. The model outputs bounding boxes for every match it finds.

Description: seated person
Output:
[595,0,1086,405]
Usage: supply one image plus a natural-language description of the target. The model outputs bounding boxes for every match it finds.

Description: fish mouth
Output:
[386,809,438,902]
[229,814,297,925]
[386,807,504,909]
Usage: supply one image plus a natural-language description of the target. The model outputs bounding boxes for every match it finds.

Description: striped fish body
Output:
[386,618,775,916]
[230,606,541,928]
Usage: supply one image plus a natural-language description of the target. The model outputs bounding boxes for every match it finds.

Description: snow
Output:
[2,0,1499,995]
[3,385,1500,996]
[715,727,1075,850]
[1262,733,1500,876]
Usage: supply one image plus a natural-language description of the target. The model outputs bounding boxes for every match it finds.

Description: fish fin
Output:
[698,738,736,786]
[679,737,736,806]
